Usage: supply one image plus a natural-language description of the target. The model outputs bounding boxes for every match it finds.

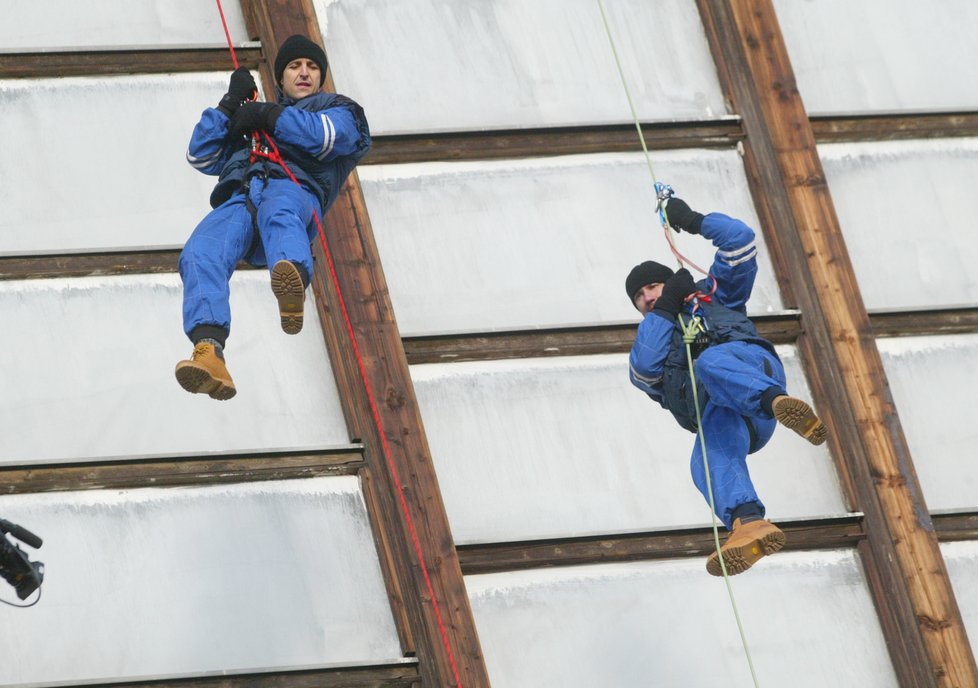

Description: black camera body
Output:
[0,518,44,601]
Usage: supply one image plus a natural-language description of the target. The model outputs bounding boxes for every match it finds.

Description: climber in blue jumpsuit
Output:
[626,196,827,576]
[174,35,371,400]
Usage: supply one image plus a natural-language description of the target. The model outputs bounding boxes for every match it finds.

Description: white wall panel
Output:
[318,0,727,134]
[774,0,978,115]
[412,350,844,545]
[943,540,978,659]
[0,273,350,465]
[0,73,262,255]
[1,0,250,52]
[363,150,784,336]
[0,478,404,685]
[820,138,978,311]
[878,335,978,513]
[467,551,896,687]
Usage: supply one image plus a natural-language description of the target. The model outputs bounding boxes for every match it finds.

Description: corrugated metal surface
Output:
[467,551,897,687]
[821,138,978,310]
[362,149,784,336]
[318,0,727,134]
[413,350,843,544]
[879,334,978,512]
[0,272,350,465]
[0,478,403,685]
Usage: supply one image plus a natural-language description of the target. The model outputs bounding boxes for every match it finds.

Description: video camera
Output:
[0,518,44,601]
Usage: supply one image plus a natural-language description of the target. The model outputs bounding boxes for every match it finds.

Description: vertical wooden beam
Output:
[697,2,977,686]
[240,1,491,685]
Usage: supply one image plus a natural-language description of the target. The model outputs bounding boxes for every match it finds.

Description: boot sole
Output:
[271,260,305,335]
[774,396,827,446]
[175,361,236,400]
[706,528,786,577]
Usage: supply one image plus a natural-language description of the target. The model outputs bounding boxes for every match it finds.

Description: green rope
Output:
[597,4,760,682]
[680,314,760,687]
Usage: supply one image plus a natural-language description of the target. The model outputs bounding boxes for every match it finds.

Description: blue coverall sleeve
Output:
[271,104,362,161]
[699,213,759,311]
[629,312,674,400]
[185,108,234,176]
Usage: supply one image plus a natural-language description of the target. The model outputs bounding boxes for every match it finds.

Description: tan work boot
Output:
[773,395,827,446]
[706,518,785,577]
[270,259,305,334]
[174,342,236,400]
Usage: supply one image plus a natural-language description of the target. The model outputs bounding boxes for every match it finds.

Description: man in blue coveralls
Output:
[627,196,828,576]
[175,35,371,400]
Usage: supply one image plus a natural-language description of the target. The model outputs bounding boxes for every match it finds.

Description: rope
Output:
[680,315,760,687]
[213,3,464,684]
[597,1,758,684]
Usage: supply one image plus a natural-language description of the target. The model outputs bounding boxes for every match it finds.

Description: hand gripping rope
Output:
[596,1,760,685]
[215,3,464,685]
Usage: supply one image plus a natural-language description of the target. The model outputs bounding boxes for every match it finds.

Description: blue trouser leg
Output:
[178,194,254,342]
[250,177,321,284]
[689,341,787,528]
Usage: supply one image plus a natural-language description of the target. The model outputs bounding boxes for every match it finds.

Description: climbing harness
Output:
[597,0,760,685]
[214,3,464,685]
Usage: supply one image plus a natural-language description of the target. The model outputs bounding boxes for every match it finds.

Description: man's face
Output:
[633,283,665,315]
[280,58,321,100]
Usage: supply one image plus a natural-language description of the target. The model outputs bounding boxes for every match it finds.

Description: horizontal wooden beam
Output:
[0,48,263,79]
[402,315,802,365]
[870,308,978,339]
[811,112,978,144]
[457,516,863,575]
[103,662,419,688]
[935,512,978,542]
[0,448,364,495]
[366,121,743,165]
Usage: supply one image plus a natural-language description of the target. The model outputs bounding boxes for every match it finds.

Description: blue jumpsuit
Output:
[629,214,787,529]
[180,92,369,344]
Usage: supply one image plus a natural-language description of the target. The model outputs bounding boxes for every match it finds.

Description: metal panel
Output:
[944,540,978,658]
[317,0,728,134]
[0,477,404,685]
[774,0,978,115]
[362,150,785,336]
[820,138,978,311]
[0,272,350,465]
[412,350,844,545]
[878,334,978,513]
[467,550,897,687]
[0,73,265,256]
[1,0,250,52]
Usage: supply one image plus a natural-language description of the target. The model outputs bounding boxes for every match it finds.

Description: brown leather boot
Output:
[706,518,785,577]
[174,342,236,400]
[270,259,305,334]
[773,395,827,446]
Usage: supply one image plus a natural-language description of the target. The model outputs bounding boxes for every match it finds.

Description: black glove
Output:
[654,268,697,319]
[665,197,705,235]
[217,67,257,117]
[229,102,285,140]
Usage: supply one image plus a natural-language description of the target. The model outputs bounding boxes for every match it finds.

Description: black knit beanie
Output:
[274,35,328,88]
[625,261,674,302]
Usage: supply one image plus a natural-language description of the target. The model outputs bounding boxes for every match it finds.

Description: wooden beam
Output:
[458,517,863,575]
[241,2,491,685]
[935,512,978,542]
[812,112,978,144]
[698,2,978,686]
[366,121,742,165]
[0,49,262,79]
[102,662,419,688]
[0,448,363,495]
[402,314,801,365]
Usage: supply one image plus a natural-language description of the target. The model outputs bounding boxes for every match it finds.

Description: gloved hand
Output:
[217,67,257,117]
[665,197,705,235]
[229,102,285,140]
[654,268,697,318]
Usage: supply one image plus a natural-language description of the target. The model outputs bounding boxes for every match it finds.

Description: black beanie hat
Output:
[274,35,328,88]
[625,261,674,302]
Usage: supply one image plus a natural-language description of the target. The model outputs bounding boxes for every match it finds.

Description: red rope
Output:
[215,0,239,69]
